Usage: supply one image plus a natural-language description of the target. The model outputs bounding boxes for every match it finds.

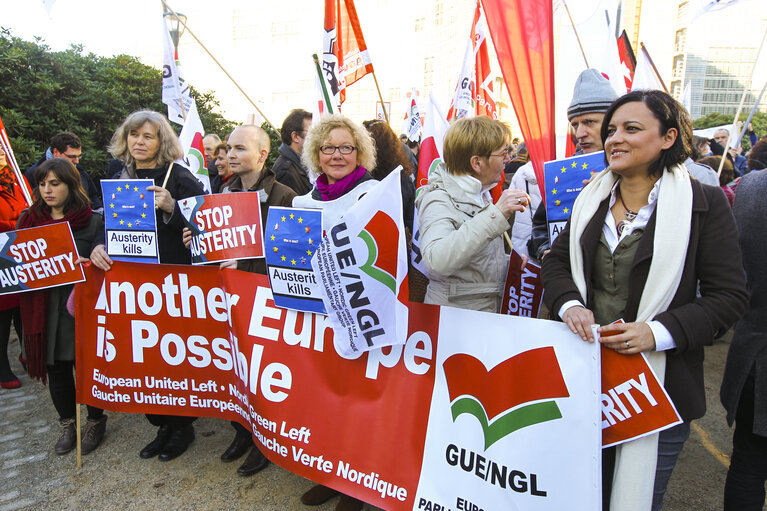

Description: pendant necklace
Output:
[616,188,638,236]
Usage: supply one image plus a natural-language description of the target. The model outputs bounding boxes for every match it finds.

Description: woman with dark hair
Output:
[92,110,205,462]
[0,145,28,389]
[18,158,108,455]
[747,138,767,172]
[542,90,748,510]
[362,119,415,232]
[698,155,735,206]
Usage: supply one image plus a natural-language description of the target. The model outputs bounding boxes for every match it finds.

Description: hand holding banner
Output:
[178,192,264,265]
[0,223,84,295]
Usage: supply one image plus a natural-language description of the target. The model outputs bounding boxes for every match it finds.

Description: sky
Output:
[1,0,163,59]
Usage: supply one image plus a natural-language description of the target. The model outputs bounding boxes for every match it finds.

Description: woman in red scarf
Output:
[18,157,108,456]
[0,145,29,389]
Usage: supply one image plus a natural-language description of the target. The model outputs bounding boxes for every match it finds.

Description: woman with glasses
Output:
[292,114,378,231]
[292,114,376,511]
[414,116,530,312]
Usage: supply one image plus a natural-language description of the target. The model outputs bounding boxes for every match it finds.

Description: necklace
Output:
[617,189,638,221]
[616,188,638,236]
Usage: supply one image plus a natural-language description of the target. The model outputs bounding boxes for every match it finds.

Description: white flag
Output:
[175,103,210,194]
[446,39,475,121]
[161,17,194,126]
[631,46,666,92]
[311,168,409,356]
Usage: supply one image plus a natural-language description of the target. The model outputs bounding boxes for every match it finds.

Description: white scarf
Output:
[568,163,692,510]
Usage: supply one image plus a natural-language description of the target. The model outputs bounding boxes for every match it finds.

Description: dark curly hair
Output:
[601,90,693,178]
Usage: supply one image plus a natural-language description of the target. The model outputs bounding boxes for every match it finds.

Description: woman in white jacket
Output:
[415,116,530,312]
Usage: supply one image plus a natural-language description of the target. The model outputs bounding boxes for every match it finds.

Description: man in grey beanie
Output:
[527,68,617,261]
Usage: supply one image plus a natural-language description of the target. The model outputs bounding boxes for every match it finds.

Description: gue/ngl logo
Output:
[357,211,400,295]
[443,347,570,449]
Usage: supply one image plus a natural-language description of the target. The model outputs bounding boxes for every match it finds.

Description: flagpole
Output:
[639,43,668,93]
[0,130,32,206]
[371,72,389,124]
[717,21,767,177]
[562,0,590,68]
[161,162,175,189]
[162,1,276,130]
[735,79,767,147]
[313,54,334,115]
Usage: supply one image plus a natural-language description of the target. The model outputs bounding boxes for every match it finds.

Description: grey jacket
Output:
[415,163,511,313]
[721,169,767,434]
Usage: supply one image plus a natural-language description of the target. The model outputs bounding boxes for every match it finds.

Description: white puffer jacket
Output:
[415,163,511,312]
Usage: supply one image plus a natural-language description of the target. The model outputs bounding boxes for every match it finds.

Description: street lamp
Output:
[163,8,187,50]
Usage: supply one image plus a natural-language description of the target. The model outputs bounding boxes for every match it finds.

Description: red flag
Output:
[0,116,33,206]
[472,1,497,119]
[481,0,555,202]
[446,2,498,121]
[322,0,374,105]
[617,30,637,91]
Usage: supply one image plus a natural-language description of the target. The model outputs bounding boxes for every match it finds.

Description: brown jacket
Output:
[222,168,296,274]
[542,179,748,421]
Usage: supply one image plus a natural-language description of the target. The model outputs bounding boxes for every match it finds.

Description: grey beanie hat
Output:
[567,69,618,120]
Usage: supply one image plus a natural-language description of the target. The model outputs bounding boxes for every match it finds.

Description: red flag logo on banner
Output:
[358,211,400,294]
[443,348,570,449]
[322,0,374,105]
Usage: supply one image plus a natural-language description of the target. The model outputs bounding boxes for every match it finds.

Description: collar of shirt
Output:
[602,176,663,252]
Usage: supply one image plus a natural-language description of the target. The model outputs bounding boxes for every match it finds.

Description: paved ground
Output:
[0,331,764,510]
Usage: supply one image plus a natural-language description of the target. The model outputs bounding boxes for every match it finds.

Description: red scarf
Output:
[18,206,92,383]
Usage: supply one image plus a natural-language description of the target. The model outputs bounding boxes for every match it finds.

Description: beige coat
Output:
[415,163,511,312]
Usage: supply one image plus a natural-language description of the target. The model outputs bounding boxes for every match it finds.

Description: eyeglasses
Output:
[320,144,356,155]
[62,153,81,161]
[489,148,511,159]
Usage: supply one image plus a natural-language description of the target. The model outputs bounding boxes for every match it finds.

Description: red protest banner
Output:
[501,250,543,318]
[0,223,84,295]
[75,261,605,510]
[599,328,682,448]
[76,261,437,507]
[178,193,264,265]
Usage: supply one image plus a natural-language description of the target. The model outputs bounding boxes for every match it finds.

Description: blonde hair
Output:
[301,114,376,176]
[108,110,182,168]
[443,116,510,175]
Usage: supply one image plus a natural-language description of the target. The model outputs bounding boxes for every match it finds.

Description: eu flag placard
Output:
[264,207,325,314]
[544,151,606,245]
[101,179,159,264]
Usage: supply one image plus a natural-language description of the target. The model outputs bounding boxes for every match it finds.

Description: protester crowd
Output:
[2,66,767,511]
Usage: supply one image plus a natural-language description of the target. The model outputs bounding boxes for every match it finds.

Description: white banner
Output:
[414,307,602,510]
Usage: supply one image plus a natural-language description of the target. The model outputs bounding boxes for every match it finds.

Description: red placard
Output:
[178,193,264,265]
[501,249,544,318]
[0,222,85,295]
[599,323,682,448]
